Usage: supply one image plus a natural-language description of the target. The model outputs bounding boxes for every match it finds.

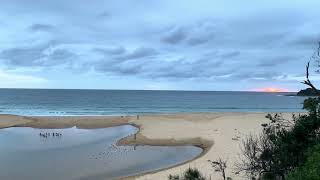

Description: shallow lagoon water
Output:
[0,125,202,180]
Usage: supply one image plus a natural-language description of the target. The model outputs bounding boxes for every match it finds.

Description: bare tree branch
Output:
[208,158,228,180]
[301,61,320,95]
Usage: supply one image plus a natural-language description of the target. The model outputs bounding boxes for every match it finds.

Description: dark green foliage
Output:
[238,97,320,179]
[263,98,320,178]
[297,88,320,96]
[168,168,206,180]
[261,172,277,180]
[183,168,206,180]
[287,144,320,180]
[169,174,180,180]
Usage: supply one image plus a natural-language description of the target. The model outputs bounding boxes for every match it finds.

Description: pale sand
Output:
[0,112,298,180]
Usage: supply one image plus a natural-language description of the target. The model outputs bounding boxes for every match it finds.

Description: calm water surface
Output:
[0,125,202,180]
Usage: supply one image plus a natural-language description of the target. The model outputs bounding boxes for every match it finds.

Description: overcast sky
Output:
[0,0,319,91]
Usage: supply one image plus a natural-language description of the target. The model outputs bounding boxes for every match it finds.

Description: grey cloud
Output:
[187,36,210,46]
[1,0,319,89]
[0,43,75,67]
[98,11,111,18]
[94,59,145,76]
[49,49,75,61]
[29,24,56,32]
[144,61,226,79]
[161,28,187,44]
[161,20,217,46]
[186,21,217,46]
[93,47,159,76]
[117,47,158,61]
[220,51,240,59]
[94,47,126,55]
[230,71,285,81]
[257,55,297,67]
[258,61,280,67]
[95,47,158,61]
[288,33,320,49]
[0,44,49,66]
[89,41,304,83]
[94,51,229,79]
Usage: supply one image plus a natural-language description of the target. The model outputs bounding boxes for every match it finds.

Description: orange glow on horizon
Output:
[253,87,289,93]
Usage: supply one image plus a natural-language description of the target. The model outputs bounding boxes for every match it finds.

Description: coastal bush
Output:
[236,45,320,179]
[183,168,206,180]
[168,168,206,180]
[286,144,320,180]
[237,97,320,179]
[168,174,180,180]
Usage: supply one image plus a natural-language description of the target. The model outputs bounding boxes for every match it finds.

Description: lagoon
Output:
[0,125,202,180]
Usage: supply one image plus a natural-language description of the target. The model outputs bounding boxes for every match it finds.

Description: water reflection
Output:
[0,125,202,180]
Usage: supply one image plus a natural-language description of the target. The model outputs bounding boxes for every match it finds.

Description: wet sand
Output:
[0,112,297,179]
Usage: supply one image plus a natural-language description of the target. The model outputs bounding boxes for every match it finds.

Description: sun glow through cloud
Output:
[253,87,289,93]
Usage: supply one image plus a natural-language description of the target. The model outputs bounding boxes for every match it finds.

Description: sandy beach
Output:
[0,112,298,180]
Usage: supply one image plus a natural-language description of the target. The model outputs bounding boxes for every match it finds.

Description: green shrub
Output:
[287,144,320,180]
[237,97,320,179]
[169,174,180,180]
[168,168,206,180]
[183,168,206,180]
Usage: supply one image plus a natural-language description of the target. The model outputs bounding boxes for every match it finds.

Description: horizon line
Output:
[0,87,297,93]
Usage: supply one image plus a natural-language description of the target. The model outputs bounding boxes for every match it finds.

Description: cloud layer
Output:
[0,0,319,90]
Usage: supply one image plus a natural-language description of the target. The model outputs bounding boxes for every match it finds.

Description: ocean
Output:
[0,89,307,116]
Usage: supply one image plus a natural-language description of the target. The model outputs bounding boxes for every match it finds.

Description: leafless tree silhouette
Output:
[208,158,228,180]
[301,42,320,95]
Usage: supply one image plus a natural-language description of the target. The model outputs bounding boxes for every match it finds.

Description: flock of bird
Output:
[39,132,62,138]
[37,130,142,164]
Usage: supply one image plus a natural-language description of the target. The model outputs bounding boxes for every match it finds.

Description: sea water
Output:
[0,89,306,116]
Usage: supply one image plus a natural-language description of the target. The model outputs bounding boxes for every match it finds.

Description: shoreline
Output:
[0,112,300,179]
[2,109,306,116]
[116,122,213,180]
